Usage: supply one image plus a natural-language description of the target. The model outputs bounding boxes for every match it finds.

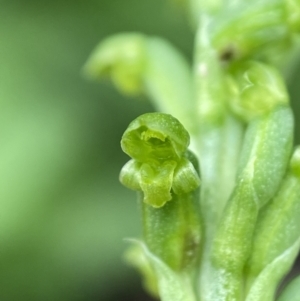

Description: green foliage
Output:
[84,0,300,300]
[131,240,198,301]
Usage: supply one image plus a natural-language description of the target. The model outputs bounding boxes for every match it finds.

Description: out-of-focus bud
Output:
[285,0,300,32]
[228,62,289,121]
[83,33,196,133]
[211,1,292,62]
[83,33,146,95]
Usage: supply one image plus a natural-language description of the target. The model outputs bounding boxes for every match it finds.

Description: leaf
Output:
[128,239,198,301]
[237,106,293,208]
[245,147,300,291]
[245,237,300,301]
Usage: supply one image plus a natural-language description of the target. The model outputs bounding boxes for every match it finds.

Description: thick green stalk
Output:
[194,16,244,235]
[193,17,245,300]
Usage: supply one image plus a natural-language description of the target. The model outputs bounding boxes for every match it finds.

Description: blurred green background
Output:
[0,0,300,300]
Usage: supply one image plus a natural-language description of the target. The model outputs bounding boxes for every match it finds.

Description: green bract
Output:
[245,146,300,300]
[120,112,200,207]
[208,104,293,300]
[236,106,293,206]
[128,240,199,301]
[124,243,159,297]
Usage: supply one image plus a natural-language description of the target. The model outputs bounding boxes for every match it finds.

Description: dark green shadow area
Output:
[0,0,193,300]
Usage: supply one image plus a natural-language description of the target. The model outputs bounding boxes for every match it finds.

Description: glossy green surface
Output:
[120,113,200,207]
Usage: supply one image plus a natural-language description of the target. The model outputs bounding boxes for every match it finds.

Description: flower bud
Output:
[120,112,200,207]
[228,62,289,121]
[83,33,146,95]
